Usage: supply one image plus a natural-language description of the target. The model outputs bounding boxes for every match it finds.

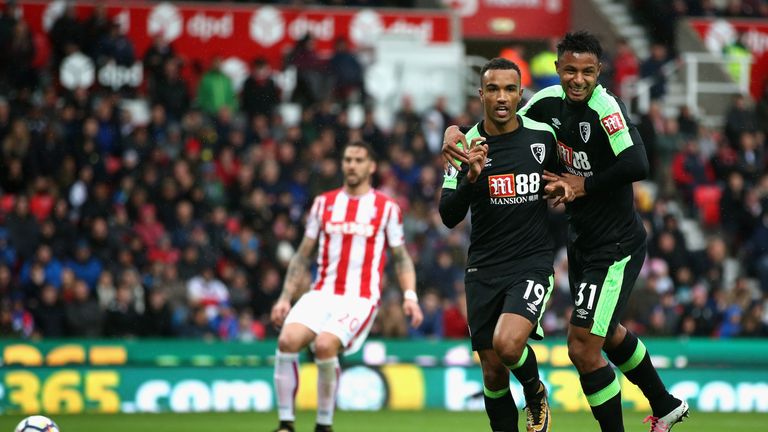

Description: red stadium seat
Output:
[693,185,722,227]
[0,194,15,215]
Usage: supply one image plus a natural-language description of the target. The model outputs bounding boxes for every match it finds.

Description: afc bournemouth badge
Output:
[530,143,545,164]
[579,122,591,143]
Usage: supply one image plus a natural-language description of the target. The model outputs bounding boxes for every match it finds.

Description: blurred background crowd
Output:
[0,0,767,343]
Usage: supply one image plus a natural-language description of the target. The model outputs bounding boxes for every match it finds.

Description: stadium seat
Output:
[693,185,722,227]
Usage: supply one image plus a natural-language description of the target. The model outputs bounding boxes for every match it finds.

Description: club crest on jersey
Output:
[579,122,591,143]
[601,113,625,135]
[530,143,545,164]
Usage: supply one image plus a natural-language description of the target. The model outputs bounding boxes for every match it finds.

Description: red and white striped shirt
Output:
[305,188,404,302]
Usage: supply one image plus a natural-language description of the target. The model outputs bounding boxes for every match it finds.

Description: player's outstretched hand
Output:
[442,125,469,170]
[270,299,292,328]
[403,298,424,328]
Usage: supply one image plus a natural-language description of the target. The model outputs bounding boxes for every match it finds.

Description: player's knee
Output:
[314,334,341,359]
[277,331,303,353]
[493,339,526,367]
[481,363,509,388]
[567,335,602,372]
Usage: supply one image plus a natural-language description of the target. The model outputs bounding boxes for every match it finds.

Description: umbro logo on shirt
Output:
[484,158,492,168]
[551,118,561,129]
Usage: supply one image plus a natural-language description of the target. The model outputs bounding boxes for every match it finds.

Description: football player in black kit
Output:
[442,32,689,432]
[439,57,574,432]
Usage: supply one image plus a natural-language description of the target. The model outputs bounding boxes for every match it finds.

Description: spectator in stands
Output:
[2,118,31,161]
[142,288,174,337]
[498,44,532,89]
[66,240,103,291]
[195,56,237,116]
[671,138,715,210]
[20,244,62,292]
[611,38,639,98]
[29,283,66,338]
[530,39,559,90]
[143,33,175,88]
[443,295,469,338]
[408,289,443,339]
[701,237,740,292]
[724,94,758,148]
[187,265,229,320]
[656,117,685,195]
[721,171,755,247]
[151,58,190,121]
[394,95,422,139]
[0,230,16,269]
[756,81,768,137]
[373,293,409,338]
[747,212,768,294]
[241,58,280,120]
[640,42,670,100]
[735,131,764,183]
[329,37,364,103]
[94,21,135,67]
[48,3,83,69]
[65,278,102,337]
[741,300,768,336]
[179,305,215,339]
[677,105,699,138]
[7,20,36,92]
[103,283,142,337]
[82,4,111,60]
[678,284,719,336]
[285,34,327,106]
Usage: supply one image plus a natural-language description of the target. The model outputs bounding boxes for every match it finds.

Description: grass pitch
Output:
[0,409,764,431]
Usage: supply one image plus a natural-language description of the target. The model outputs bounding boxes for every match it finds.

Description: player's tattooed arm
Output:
[279,235,317,302]
[391,245,416,281]
[391,245,423,327]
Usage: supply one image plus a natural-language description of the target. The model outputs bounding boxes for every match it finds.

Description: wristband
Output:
[403,290,418,302]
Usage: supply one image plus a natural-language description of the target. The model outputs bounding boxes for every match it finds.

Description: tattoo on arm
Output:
[280,237,316,301]
[391,245,416,277]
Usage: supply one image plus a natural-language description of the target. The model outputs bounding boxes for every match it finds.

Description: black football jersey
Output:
[519,84,648,248]
[439,116,560,272]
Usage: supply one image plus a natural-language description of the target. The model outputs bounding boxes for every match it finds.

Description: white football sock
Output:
[315,356,340,426]
[274,350,300,421]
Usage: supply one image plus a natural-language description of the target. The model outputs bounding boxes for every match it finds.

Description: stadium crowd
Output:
[0,2,767,342]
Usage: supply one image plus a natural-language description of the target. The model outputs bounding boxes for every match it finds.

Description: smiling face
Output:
[480,68,523,134]
[556,50,601,103]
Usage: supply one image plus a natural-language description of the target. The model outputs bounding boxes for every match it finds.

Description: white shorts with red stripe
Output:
[285,290,379,355]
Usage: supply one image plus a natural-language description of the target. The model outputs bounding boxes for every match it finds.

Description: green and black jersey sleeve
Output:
[519,84,648,247]
[439,118,558,273]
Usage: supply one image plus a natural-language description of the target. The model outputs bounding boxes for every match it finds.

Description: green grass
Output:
[0,410,765,432]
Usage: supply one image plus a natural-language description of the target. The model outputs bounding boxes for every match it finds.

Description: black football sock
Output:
[483,386,519,432]
[580,365,624,432]
[508,344,542,400]
[605,331,676,416]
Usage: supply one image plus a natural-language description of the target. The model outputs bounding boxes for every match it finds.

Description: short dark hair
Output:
[343,141,377,162]
[557,31,603,60]
[480,57,522,85]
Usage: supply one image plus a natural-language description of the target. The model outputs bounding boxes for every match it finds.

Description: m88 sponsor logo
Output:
[557,141,592,172]
[488,173,540,205]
